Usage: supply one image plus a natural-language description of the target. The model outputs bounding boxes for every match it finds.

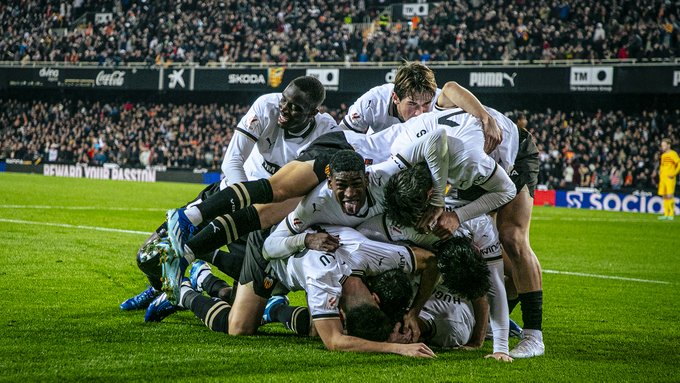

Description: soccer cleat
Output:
[509,319,524,339]
[120,286,160,311]
[262,295,289,324]
[144,292,179,322]
[166,208,197,261]
[189,260,211,293]
[509,334,545,358]
[157,237,188,305]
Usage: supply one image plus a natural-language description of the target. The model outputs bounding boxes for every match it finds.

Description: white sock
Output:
[183,245,196,263]
[184,206,203,226]
[178,283,193,309]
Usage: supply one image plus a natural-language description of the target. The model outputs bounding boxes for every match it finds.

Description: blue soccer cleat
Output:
[262,295,289,324]
[189,260,211,293]
[509,318,524,339]
[157,237,187,305]
[166,208,197,261]
[120,286,160,311]
[144,292,179,322]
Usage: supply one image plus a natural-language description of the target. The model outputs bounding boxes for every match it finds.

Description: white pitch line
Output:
[532,216,654,223]
[543,269,670,285]
[0,218,151,236]
[0,204,166,212]
[0,218,673,285]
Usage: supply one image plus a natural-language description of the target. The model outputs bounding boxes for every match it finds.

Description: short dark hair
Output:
[344,304,393,342]
[329,150,365,176]
[436,236,491,301]
[383,162,433,227]
[291,76,326,108]
[365,269,413,323]
[393,62,437,101]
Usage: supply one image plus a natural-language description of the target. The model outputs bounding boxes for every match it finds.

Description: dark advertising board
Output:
[5,67,158,90]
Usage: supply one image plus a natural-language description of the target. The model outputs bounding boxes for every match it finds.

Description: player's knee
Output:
[227,321,257,335]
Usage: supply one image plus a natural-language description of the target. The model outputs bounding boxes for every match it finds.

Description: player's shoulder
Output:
[250,93,281,112]
[315,112,340,129]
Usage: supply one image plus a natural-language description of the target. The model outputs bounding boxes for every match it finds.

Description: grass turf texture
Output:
[0,172,678,382]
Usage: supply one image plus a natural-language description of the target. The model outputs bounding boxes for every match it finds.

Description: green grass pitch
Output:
[0,172,678,382]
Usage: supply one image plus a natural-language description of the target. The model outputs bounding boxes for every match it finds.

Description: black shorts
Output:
[511,128,539,198]
[238,229,281,299]
[296,131,354,182]
[457,127,539,201]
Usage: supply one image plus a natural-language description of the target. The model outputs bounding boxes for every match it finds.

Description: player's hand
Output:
[485,352,513,362]
[397,342,436,358]
[387,322,412,344]
[416,206,443,234]
[432,211,460,239]
[304,233,340,252]
[402,313,421,342]
[461,340,483,350]
[481,114,502,154]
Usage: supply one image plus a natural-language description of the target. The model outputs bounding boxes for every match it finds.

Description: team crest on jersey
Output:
[292,218,304,229]
[263,276,274,290]
[364,159,373,165]
[325,295,339,310]
[246,115,259,130]
[324,164,331,177]
[350,112,362,123]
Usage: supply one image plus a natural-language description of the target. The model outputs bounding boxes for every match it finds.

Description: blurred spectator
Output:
[0,0,678,64]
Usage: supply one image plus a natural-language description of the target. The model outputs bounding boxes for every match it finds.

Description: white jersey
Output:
[419,285,475,348]
[342,83,441,134]
[262,165,391,260]
[268,248,351,319]
[485,107,519,174]
[357,209,509,354]
[220,93,339,188]
[312,225,415,276]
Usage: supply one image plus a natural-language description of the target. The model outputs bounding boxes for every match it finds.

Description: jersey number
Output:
[438,112,461,128]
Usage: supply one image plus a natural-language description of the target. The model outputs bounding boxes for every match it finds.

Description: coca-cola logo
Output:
[96,71,126,87]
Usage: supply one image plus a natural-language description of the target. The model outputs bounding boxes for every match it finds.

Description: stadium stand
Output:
[0,0,677,64]
[0,97,676,192]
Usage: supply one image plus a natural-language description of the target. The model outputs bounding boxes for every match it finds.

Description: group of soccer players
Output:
[119,62,545,360]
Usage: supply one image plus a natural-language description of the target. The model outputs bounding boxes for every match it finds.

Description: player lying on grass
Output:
[119,76,335,310]
[366,237,493,351]
[149,225,435,357]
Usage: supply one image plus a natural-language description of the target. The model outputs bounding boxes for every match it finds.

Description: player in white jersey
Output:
[163,63,502,250]
[358,204,511,361]
[220,89,339,187]
[121,76,334,310]
[430,105,544,359]
[339,62,502,155]
[418,285,480,349]
[167,227,434,357]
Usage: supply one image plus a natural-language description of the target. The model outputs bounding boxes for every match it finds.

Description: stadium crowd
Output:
[1,97,677,192]
[1,0,678,65]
